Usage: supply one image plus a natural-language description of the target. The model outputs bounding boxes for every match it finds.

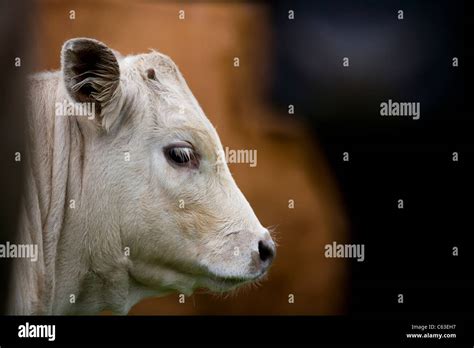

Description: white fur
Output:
[9,39,274,315]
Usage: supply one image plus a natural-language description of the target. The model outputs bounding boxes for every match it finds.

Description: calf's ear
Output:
[61,38,121,130]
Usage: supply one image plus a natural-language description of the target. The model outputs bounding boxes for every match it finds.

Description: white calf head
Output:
[61,38,275,296]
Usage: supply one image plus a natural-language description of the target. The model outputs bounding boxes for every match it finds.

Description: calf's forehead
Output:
[121,52,224,156]
[120,51,182,83]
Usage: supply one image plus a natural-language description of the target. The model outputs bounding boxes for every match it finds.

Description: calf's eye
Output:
[164,144,200,169]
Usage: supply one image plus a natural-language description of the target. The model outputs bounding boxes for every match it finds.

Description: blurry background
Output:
[3,0,468,316]
[28,0,348,315]
[0,0,31,316]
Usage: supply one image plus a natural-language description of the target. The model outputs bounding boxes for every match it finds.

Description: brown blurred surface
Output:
[34,0,348,315]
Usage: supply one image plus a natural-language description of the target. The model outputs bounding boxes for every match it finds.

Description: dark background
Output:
[0,0,31,315]
[269,0,472,314]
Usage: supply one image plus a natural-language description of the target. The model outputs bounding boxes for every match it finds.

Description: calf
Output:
[9,38,275,315]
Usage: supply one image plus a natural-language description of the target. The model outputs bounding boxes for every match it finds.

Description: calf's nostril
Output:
[258,240,275,263]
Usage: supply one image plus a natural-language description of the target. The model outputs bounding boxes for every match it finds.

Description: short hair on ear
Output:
[61,37,120,107]
[61,38,122,131]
